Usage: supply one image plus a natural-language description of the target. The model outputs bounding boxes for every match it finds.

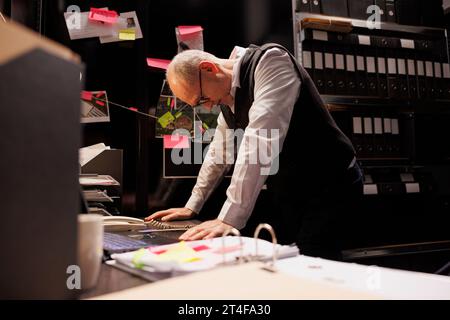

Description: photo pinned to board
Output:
[81,90,110,123]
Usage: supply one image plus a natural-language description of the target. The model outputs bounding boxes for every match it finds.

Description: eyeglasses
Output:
[192,68,210,107]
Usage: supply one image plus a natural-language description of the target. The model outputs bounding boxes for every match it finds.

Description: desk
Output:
[79,263,148,299]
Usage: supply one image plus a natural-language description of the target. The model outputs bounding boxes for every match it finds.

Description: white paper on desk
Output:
[111,236,299,274]
[79,143,110,166]
[64,10,115,40]
[99,11,143,44]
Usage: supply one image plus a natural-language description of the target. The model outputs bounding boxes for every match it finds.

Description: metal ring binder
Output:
[220,227,243,265]
[254,223,278,272]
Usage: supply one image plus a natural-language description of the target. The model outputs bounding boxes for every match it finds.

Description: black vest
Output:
[223,44,356,243]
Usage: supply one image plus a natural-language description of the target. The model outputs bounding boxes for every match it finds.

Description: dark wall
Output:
[23,0,294,215]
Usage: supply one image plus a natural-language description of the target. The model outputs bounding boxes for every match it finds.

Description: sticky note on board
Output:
[158,111,175,128]
[119,29,136,40]
[81,91,93,101]
[163,134,190,149]
[89,8,118,24]
[174,111,183,118]
[178,25,203,36]
[147,58,171,70]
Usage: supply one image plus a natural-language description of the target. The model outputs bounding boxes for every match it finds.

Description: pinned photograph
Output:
[81,91,110,123]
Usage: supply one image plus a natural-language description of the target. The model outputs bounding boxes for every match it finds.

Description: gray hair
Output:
[167,49,221,84]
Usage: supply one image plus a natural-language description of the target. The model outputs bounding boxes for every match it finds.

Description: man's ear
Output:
[199,61,219,73]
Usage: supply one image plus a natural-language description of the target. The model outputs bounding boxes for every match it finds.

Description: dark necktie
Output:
[219,104,236,129]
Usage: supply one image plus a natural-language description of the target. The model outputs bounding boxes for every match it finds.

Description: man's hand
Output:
[144,207,195,222]
[179,219,234,241]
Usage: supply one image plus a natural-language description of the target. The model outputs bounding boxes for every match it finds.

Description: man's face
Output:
[168,62,231,110]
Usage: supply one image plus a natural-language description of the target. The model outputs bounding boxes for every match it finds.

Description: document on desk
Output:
[109,236,299,279]
[99,11,143,44]
[79,143,110,167]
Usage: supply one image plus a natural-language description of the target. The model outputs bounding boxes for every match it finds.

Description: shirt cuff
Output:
[185,193,204,215]
[218,199,249,230]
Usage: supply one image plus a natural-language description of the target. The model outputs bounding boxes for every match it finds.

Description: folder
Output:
[363,117,375,156]
[373,36,389,98]
[406,57,418,99]
[297,0,312,12]
[362,36,378,97]
[415,60,427,99]
[391,118,401,156]
[383,117,393,155]
[386,37,401,99]
[374,0,388,22]
[324,51,336,95]
[425,60,435,98]
[348,0,373,20]
[352,116,364,157]
[373,117,385,155]
[433,62,443,99]
[396,57,409,99]
[385,0,397,23]
[320,0,349,17]
[310,0,321,13]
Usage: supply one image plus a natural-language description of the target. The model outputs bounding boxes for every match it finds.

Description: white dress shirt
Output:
[185,46,302,229]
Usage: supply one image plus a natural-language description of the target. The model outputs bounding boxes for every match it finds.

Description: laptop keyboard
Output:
[103,232,179,254]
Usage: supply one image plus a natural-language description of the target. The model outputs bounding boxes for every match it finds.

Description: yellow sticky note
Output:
[174,111,183,118]
[119,29,136,40]
[155,241,200,264]
[158,111,175,128]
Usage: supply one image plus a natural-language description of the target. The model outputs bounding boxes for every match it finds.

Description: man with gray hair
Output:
[146,44,362,260]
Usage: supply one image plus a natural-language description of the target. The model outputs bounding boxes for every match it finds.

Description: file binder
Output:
[385,0,397,23]
[348,0,373,20]
[324,51,336,95]
[321,0,349,17]
[386,38,401,99]
[416,59,428,99]
[374,0,388,22]
[406,55,418,99]
[383,117,393,155]
[443,63,450,100]
[373,117,384,155]
[363,117,375,156]
[297,0,312,12]
[352,116,364,157]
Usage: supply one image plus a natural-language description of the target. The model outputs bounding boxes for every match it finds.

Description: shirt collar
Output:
[229,46,247,99]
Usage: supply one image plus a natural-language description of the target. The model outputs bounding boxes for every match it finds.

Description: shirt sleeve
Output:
[185,112,233,214]
[218,48,301,229]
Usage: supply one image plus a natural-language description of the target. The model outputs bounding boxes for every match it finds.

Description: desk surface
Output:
[80,263,148,299]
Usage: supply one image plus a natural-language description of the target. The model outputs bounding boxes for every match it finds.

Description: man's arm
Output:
[184,112,233,214]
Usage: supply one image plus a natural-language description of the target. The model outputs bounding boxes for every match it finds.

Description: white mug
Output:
[78,214,103,290]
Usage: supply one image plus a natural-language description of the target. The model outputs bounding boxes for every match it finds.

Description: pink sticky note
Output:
[146,58,171,70]
[96,92,104,98]
[178,25,203,36]
[89,8,118,24]
[129,107,138,112]
[163,135,189,149]
[81,91,93,101]
[192,245,210,252]
[96,100,105,107]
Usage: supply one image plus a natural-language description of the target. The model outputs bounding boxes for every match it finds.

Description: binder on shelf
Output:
[396,56,409,99]
[424,60,435,98]
[390,118,401,156]
[296,0,312,13]
[374,0,388,22]
[347,0,373,20]
[386,37,401,99]
[363,116,375,157]
[351,116,365,157]
[443,63,450,100]
[405,53,418,99]
[385,0,397,23]
[310,0,321,13]
[362,36,378,97]
[383,117,393,155]
[373,117,385,156]
[324,51,336,95]
[355,53,367,97]
[416,59,428,99]
[320,0,349,17]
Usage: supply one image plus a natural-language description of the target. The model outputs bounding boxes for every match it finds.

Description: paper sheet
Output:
[99,11,143,44]
[79,143,109,167]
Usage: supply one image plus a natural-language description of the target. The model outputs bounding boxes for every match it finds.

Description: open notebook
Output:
[107,236,299,281]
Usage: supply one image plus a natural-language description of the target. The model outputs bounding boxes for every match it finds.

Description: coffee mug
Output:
[78,214,103,290]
